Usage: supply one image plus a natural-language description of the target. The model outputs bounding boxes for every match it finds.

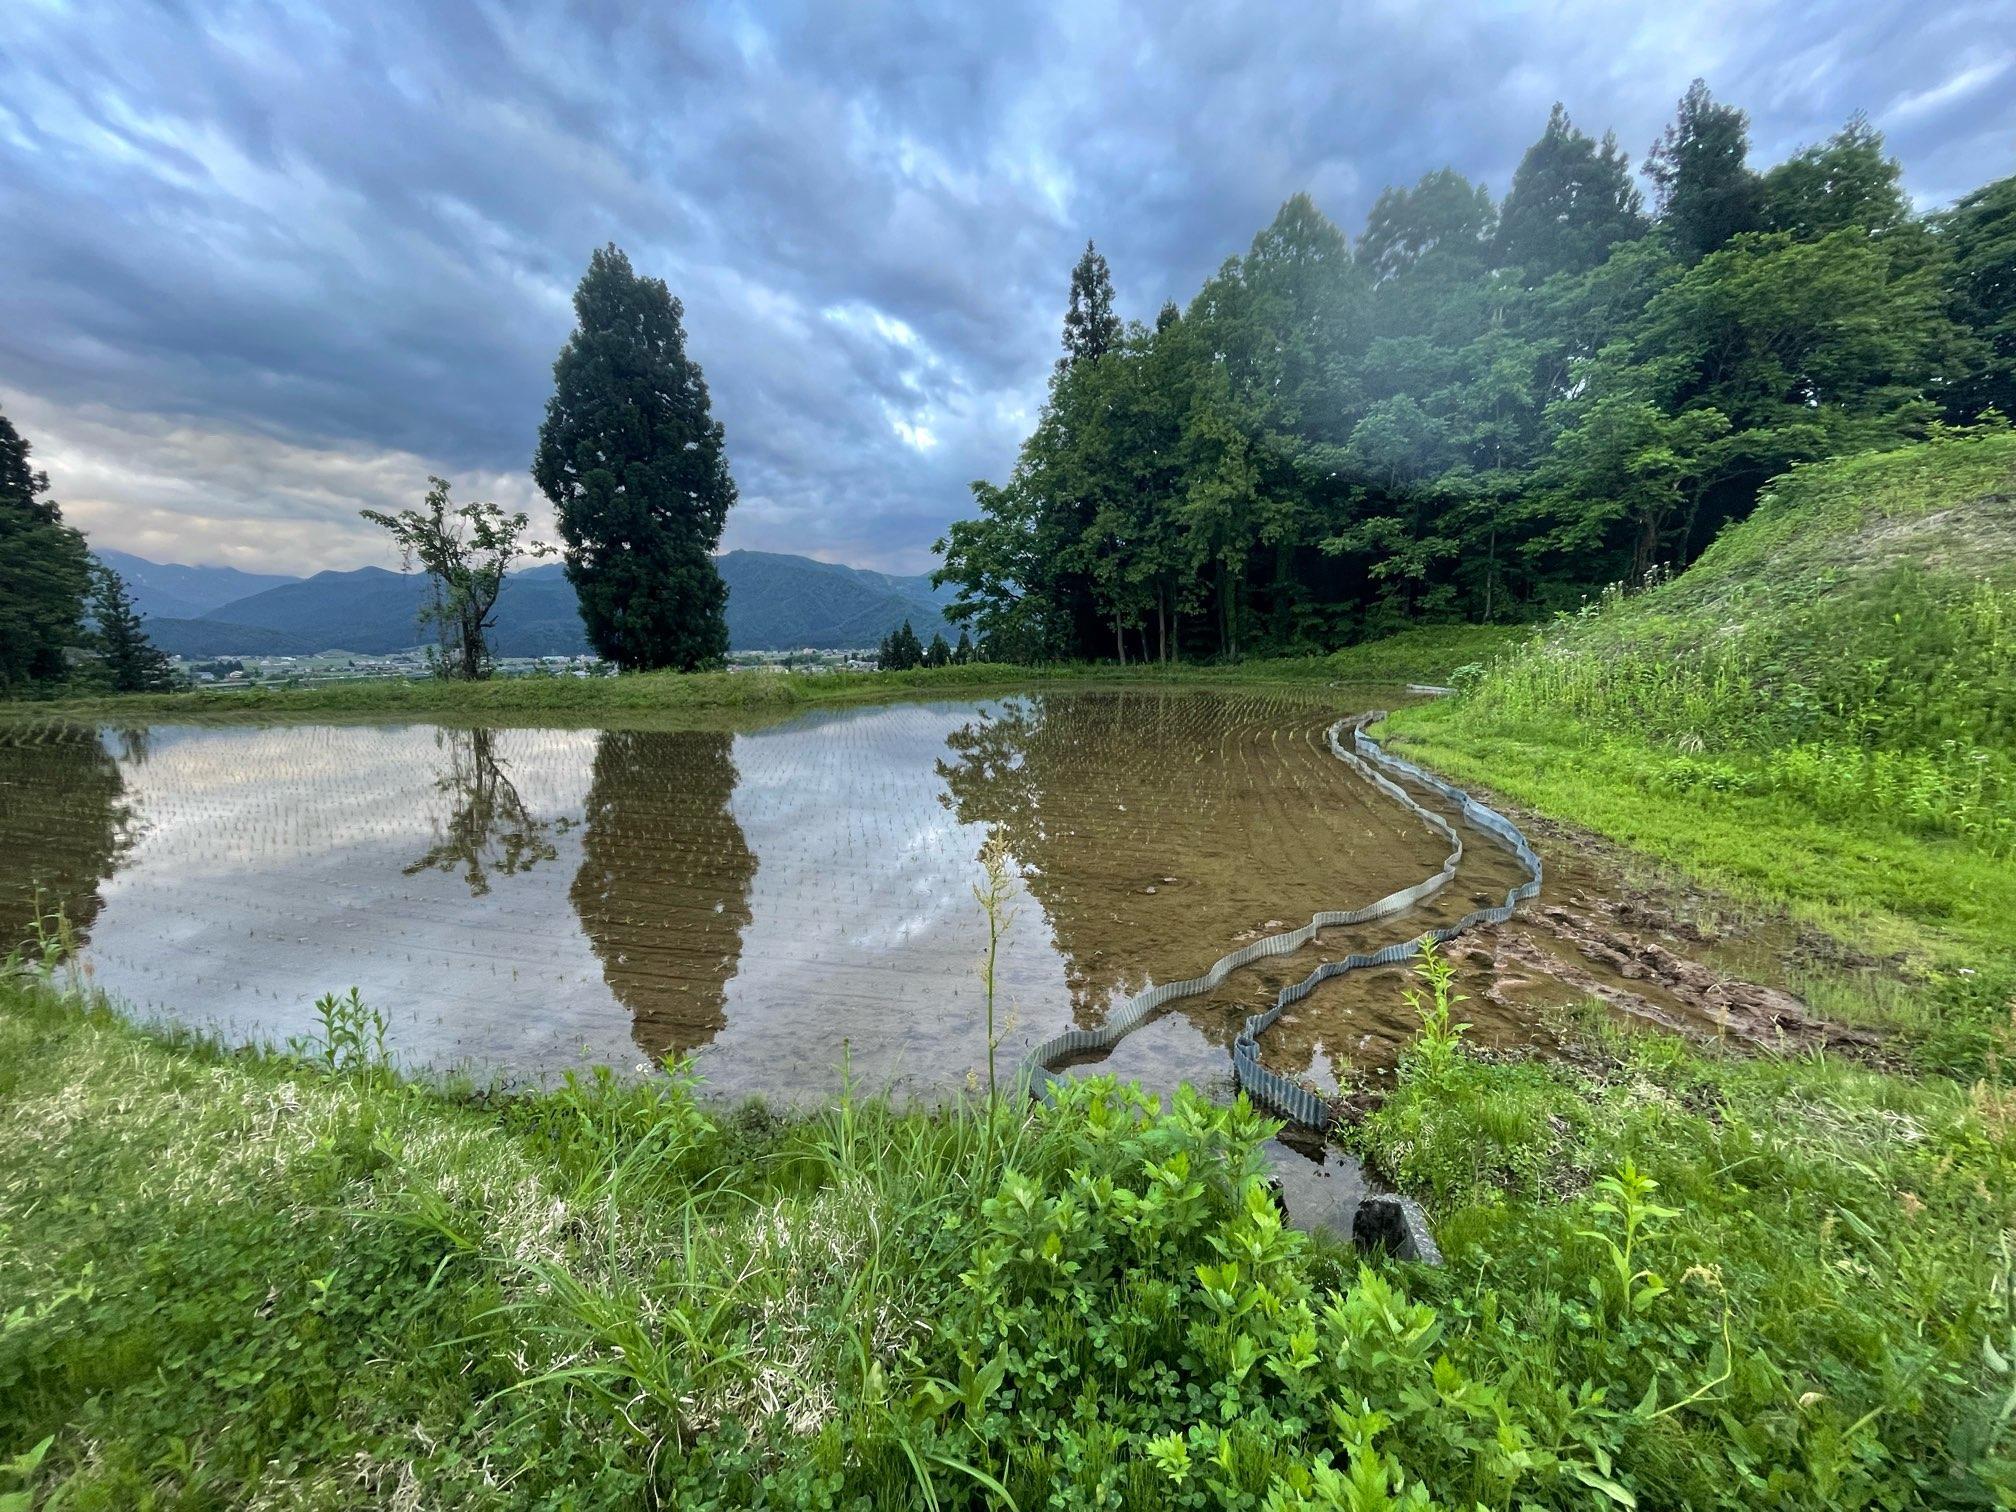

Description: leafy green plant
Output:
[289,986,389,1074]
[1575,1160,1679,1326]
[1400,939,1468,1086]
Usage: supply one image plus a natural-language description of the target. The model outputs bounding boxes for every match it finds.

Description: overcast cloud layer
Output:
[2,1,2011,575]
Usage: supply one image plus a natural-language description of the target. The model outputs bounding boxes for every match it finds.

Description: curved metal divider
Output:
[1022,711,1543,1134]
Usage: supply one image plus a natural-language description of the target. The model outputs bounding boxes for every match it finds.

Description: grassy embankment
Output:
[4,437,2014,1506]
[5,946,2012,1509]
[1384,429,2016,1068]
[0,624,1524,726]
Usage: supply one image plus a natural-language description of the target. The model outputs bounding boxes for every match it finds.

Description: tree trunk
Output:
[1634,509,1659,586]
[1483,523,1497,623]
[1114,613,1125,666]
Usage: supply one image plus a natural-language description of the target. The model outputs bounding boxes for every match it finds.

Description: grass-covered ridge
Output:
[5,952,2013,1509]
[0,626,1533,727]
[1388,429,2016,1066]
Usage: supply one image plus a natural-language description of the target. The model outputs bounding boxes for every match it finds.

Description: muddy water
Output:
[0,690,1529,1109]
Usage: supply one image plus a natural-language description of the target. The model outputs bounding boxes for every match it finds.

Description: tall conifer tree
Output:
[1060,242,1122,367]
[533,245,734,671]
[88,563,175,692]
[0,408,91,687]
[1497,104,1646,280]
[1646,80,1762,260]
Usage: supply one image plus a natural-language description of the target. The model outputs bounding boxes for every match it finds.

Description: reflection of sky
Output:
[6,694,1447,1101]
[701,700,1069,1103]
[44,711,1071,1093]
[79,723,642,1077]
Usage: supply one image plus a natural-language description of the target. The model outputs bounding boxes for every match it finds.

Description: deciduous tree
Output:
[362,477,550,680]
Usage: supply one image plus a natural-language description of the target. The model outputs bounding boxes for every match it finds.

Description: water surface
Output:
[1,689,1504,1105]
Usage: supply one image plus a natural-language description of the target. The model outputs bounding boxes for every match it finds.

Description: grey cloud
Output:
[0,0,2010,574]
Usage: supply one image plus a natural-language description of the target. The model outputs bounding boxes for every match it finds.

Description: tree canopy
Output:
[362,476,550,680]
[937,90,2008,663]
[88,562,175,692]
[0,407,91,688]
[534,245,735,672]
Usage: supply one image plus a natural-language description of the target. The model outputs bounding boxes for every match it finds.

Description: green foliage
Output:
[1495,103,1646,282]
[1356,947,1591,1207]
[290,986,390,1076]
[85,562,175,693]
[0,649,1416,723]
[1938,174,2016,421]
[361,476,551,680]
[1759,115,1912,243]
[1644,78,1762,260]
[1060,240,1122,367]
[533,244,734,672]
[1321,623,1531,684]
[878,618,928,670]
[1469,434,2016,857]
[1390,432,2016,1069]
[6,952,2013,1507]
[939,97,2004,667]
[0,408,91,690]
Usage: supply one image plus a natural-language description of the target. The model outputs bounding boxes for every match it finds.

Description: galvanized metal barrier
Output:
[1023,712,1543,1134]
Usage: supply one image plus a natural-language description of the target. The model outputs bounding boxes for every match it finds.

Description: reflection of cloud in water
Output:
[696,701,1068,1104]
[0,692,1453,1104]
[64,723,642,1078]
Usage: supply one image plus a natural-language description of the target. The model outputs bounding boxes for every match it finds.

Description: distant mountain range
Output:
[107,549,955,658]
[97,548,301,620]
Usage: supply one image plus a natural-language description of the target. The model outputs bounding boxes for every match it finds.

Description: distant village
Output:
[175,644,880,688]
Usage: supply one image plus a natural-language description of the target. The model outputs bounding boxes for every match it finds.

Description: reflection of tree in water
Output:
[938,690,1245,1040]
[0,725,135,954]
[571,729,755,1064]
[406,727,558,896]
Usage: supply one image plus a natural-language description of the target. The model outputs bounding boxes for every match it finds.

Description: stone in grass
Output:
[1351,1193,1444,1266]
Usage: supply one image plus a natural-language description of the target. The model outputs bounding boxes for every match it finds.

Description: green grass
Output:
[0,626,1537,727]
[3,953,2011,1509]
[1385,432,2016,1070]
[1321,623,1536,685]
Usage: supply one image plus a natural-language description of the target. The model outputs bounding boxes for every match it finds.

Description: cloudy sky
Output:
[2,1,2011,576]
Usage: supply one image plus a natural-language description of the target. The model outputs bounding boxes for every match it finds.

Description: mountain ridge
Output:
[128,548,953,657]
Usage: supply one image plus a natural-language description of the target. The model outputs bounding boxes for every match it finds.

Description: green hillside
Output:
[715,549,954,649]
[1388,428,2016,1060]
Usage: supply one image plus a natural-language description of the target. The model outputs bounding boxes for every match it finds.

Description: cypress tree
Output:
[533,245,735,671]
[0,407,91,687]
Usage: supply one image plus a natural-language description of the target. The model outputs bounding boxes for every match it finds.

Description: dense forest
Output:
[935,82,2016,662]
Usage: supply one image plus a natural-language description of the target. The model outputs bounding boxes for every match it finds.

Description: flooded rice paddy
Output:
[0,689,1551,1109]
